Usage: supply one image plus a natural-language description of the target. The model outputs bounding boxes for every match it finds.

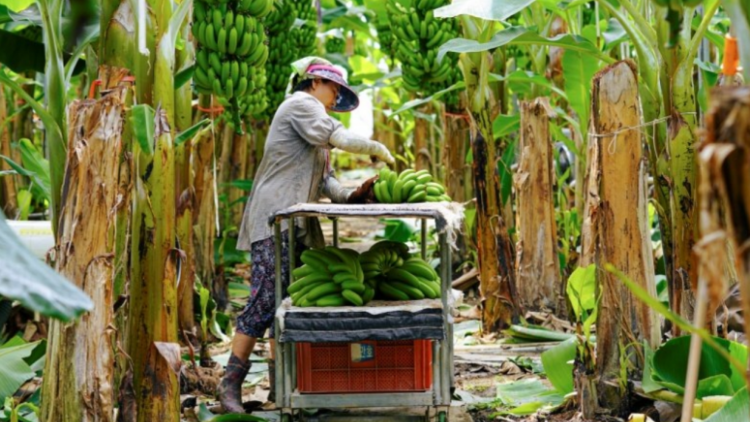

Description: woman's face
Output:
[311,79,340,110]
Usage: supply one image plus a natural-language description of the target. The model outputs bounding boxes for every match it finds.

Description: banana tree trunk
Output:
[462,47,518,332]
[99,0,137,394]
[126,0,181,418]
[41,84,128,422]
[703,86,750,406]
[100,0,136,69]
[127,109,180,421]
[0,86,17,216]
[193,120,217,327]
[229,124,249,229]
[590,61,660,414]
[413,104,431,171]
[442,105,469,203]
[668,31,702,325]
[470,108,518,332]
[176,20,196,338]
[193,94,218,319]
[515,98,561,314]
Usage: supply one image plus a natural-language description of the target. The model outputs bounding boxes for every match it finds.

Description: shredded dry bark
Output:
[585,61,660,415]
[41,80,128,422]
[515,98,562,314]
[703,86,750,395]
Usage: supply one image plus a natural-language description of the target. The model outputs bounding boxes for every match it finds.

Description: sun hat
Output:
[291,56,360,112]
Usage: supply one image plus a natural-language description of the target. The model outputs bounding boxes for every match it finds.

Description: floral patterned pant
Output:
[236,231,306,338]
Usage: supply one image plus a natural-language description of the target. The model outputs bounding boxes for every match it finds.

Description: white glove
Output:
[330,127,395,164]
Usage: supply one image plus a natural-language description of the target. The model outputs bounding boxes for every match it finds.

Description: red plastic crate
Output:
[296,340,433,393]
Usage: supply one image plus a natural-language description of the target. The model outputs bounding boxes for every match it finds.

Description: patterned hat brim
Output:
[306,68,360,113]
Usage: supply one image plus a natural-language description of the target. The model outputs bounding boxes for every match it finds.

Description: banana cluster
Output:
[360,241,442,301]
[374,168,451,203]
[374,15,395,62]
[237,67,268,116]
[386,0,461,105]
[325,36,345,55]
[258,0,299,119]
[193,0,271,106]
[289,247,374,307]
[290,0,317,57]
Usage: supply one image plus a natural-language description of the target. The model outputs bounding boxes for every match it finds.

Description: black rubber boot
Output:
[217,354,251,414]
[267,360,276,404]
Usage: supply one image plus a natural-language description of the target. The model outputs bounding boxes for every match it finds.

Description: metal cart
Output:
[270,203,460,421]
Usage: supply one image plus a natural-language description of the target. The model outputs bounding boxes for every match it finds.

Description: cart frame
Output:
[270,203,457,420]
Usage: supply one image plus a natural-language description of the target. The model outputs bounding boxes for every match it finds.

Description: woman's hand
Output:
[347,175,379,204]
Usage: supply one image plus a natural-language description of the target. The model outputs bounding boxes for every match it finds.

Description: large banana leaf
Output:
[437,27,613,64]
[0,340,38,400]
[0,210,92,321]
[651,336,748,399]
[434,0,536,22]
[0,2,93,75]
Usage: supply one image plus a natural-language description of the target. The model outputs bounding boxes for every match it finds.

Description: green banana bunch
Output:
[238,67,269,116]
[258,0,315,120]
[193,0,271,124]
[289,247,373,307]
[373,168,451,204]
[289,0,318,57]
[386,0,461,105]
[359,241,442,301]
[374,15,395,63]
[325,36,346,55]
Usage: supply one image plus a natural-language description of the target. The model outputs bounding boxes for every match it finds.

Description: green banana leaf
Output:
[0,211,93,321]
[561,50,600,145]
[0,340,39,401]
[651,336,748,399]
[437,27,613,64]
[541,337,577,395]
[503,325,575,343]
[493,378,565,416]
[566,264,596,321]
[434,0,536,22]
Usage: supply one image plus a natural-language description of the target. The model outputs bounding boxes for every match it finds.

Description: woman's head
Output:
[290,62,359,112]
[294,78,341,110]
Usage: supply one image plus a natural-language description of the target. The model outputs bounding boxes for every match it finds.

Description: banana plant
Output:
[435,0,612,331]
[596,0,721,325]
[125,0,192,419]
[0,0,99,237]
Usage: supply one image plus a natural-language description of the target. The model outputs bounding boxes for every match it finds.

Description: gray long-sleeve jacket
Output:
[237,91,352,251]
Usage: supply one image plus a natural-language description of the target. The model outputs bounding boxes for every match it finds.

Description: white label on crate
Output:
[350,343,375,363]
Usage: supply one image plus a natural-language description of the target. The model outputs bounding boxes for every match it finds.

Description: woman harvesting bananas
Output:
[218,57,395,413]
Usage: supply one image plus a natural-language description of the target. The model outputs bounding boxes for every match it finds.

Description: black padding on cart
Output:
[278,309,445,343]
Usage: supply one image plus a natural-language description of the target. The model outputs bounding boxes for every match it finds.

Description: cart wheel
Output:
[438,411,447,422]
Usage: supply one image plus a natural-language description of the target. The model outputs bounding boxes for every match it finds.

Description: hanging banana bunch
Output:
[259,0,319,120]
[325,36,346,55]
[238,67,269,116]
[386,0,461,106]
[290,0,317,58]
[259,0,297,119]
[374,14,396,65]
[192,0,272,123]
